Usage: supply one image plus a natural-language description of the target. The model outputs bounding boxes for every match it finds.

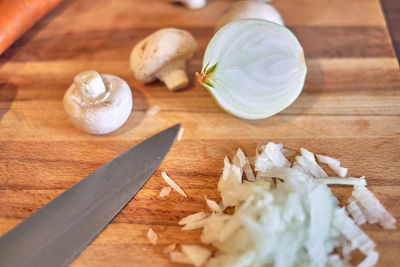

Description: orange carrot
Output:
[0,0,63,55]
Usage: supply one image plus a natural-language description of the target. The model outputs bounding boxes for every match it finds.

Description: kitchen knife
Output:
[0,124,181,267]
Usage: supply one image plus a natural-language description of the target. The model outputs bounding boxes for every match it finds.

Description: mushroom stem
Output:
[74,70,107,104]
[130,28,197,91]
[161,69,189,91]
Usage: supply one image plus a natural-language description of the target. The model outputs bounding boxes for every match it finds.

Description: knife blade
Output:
[0,124,181,267]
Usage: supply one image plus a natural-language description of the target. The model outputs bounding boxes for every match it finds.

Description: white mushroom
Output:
[63,70,133,135]
[174,0,206,9]
[215,0,284,32]
[130,28,197,91]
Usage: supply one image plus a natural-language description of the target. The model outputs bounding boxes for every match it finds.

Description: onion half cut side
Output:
[197,19,307,119]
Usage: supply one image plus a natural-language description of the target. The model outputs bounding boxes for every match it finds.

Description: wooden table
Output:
[0,0,399,266]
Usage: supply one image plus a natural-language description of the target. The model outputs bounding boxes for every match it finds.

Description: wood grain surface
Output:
[0,0,399,266]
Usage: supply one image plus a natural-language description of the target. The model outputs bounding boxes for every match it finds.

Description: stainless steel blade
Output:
[0,124,180,267]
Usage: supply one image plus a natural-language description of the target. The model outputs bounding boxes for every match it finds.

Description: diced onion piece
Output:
[357,250,379,267]
[218,161,243,207]
[333,208,376,255]
[314,177,366,186]
[347,200,367,225]
[170,251,192,264]
[181,244,212,267]
[306,184,334,265]
[357,203,380,224]
[233,148,247,168]
[328,164,348,177]
[159,186,172,197]
[296,155,328,178]
[348,192,379,224]
[315,153,348,177]
[182,219,208,231]
[255,142,291,172]
[164,243,177,254]
[316,154,341,166]
[147,228,158,246]
[179,211,208,225]
[255,155,274,172]
[300,147,316,162]
[161,172,187,198]
[265,142,291,168]
[220,156,232,182]
[146,105,161,115]
[232,148,256,181]
[231,149,256,181]
[205,196,222,213]
[352,185,396,229]
[243,159,256,181]
[177,127,184,141]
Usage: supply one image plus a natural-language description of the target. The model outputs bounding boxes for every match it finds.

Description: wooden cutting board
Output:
[0,0,399,266]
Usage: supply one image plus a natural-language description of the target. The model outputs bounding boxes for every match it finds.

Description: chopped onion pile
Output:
[173,143,396,267]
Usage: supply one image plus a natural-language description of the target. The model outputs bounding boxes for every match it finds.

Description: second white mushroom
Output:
[130,28,197,91]
[63,70,133,135]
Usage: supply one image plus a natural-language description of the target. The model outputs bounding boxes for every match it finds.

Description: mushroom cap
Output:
[130,28,197,83]
[64,74,133,135]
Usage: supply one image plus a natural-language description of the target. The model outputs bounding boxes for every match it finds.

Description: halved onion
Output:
[197,19,307,119]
